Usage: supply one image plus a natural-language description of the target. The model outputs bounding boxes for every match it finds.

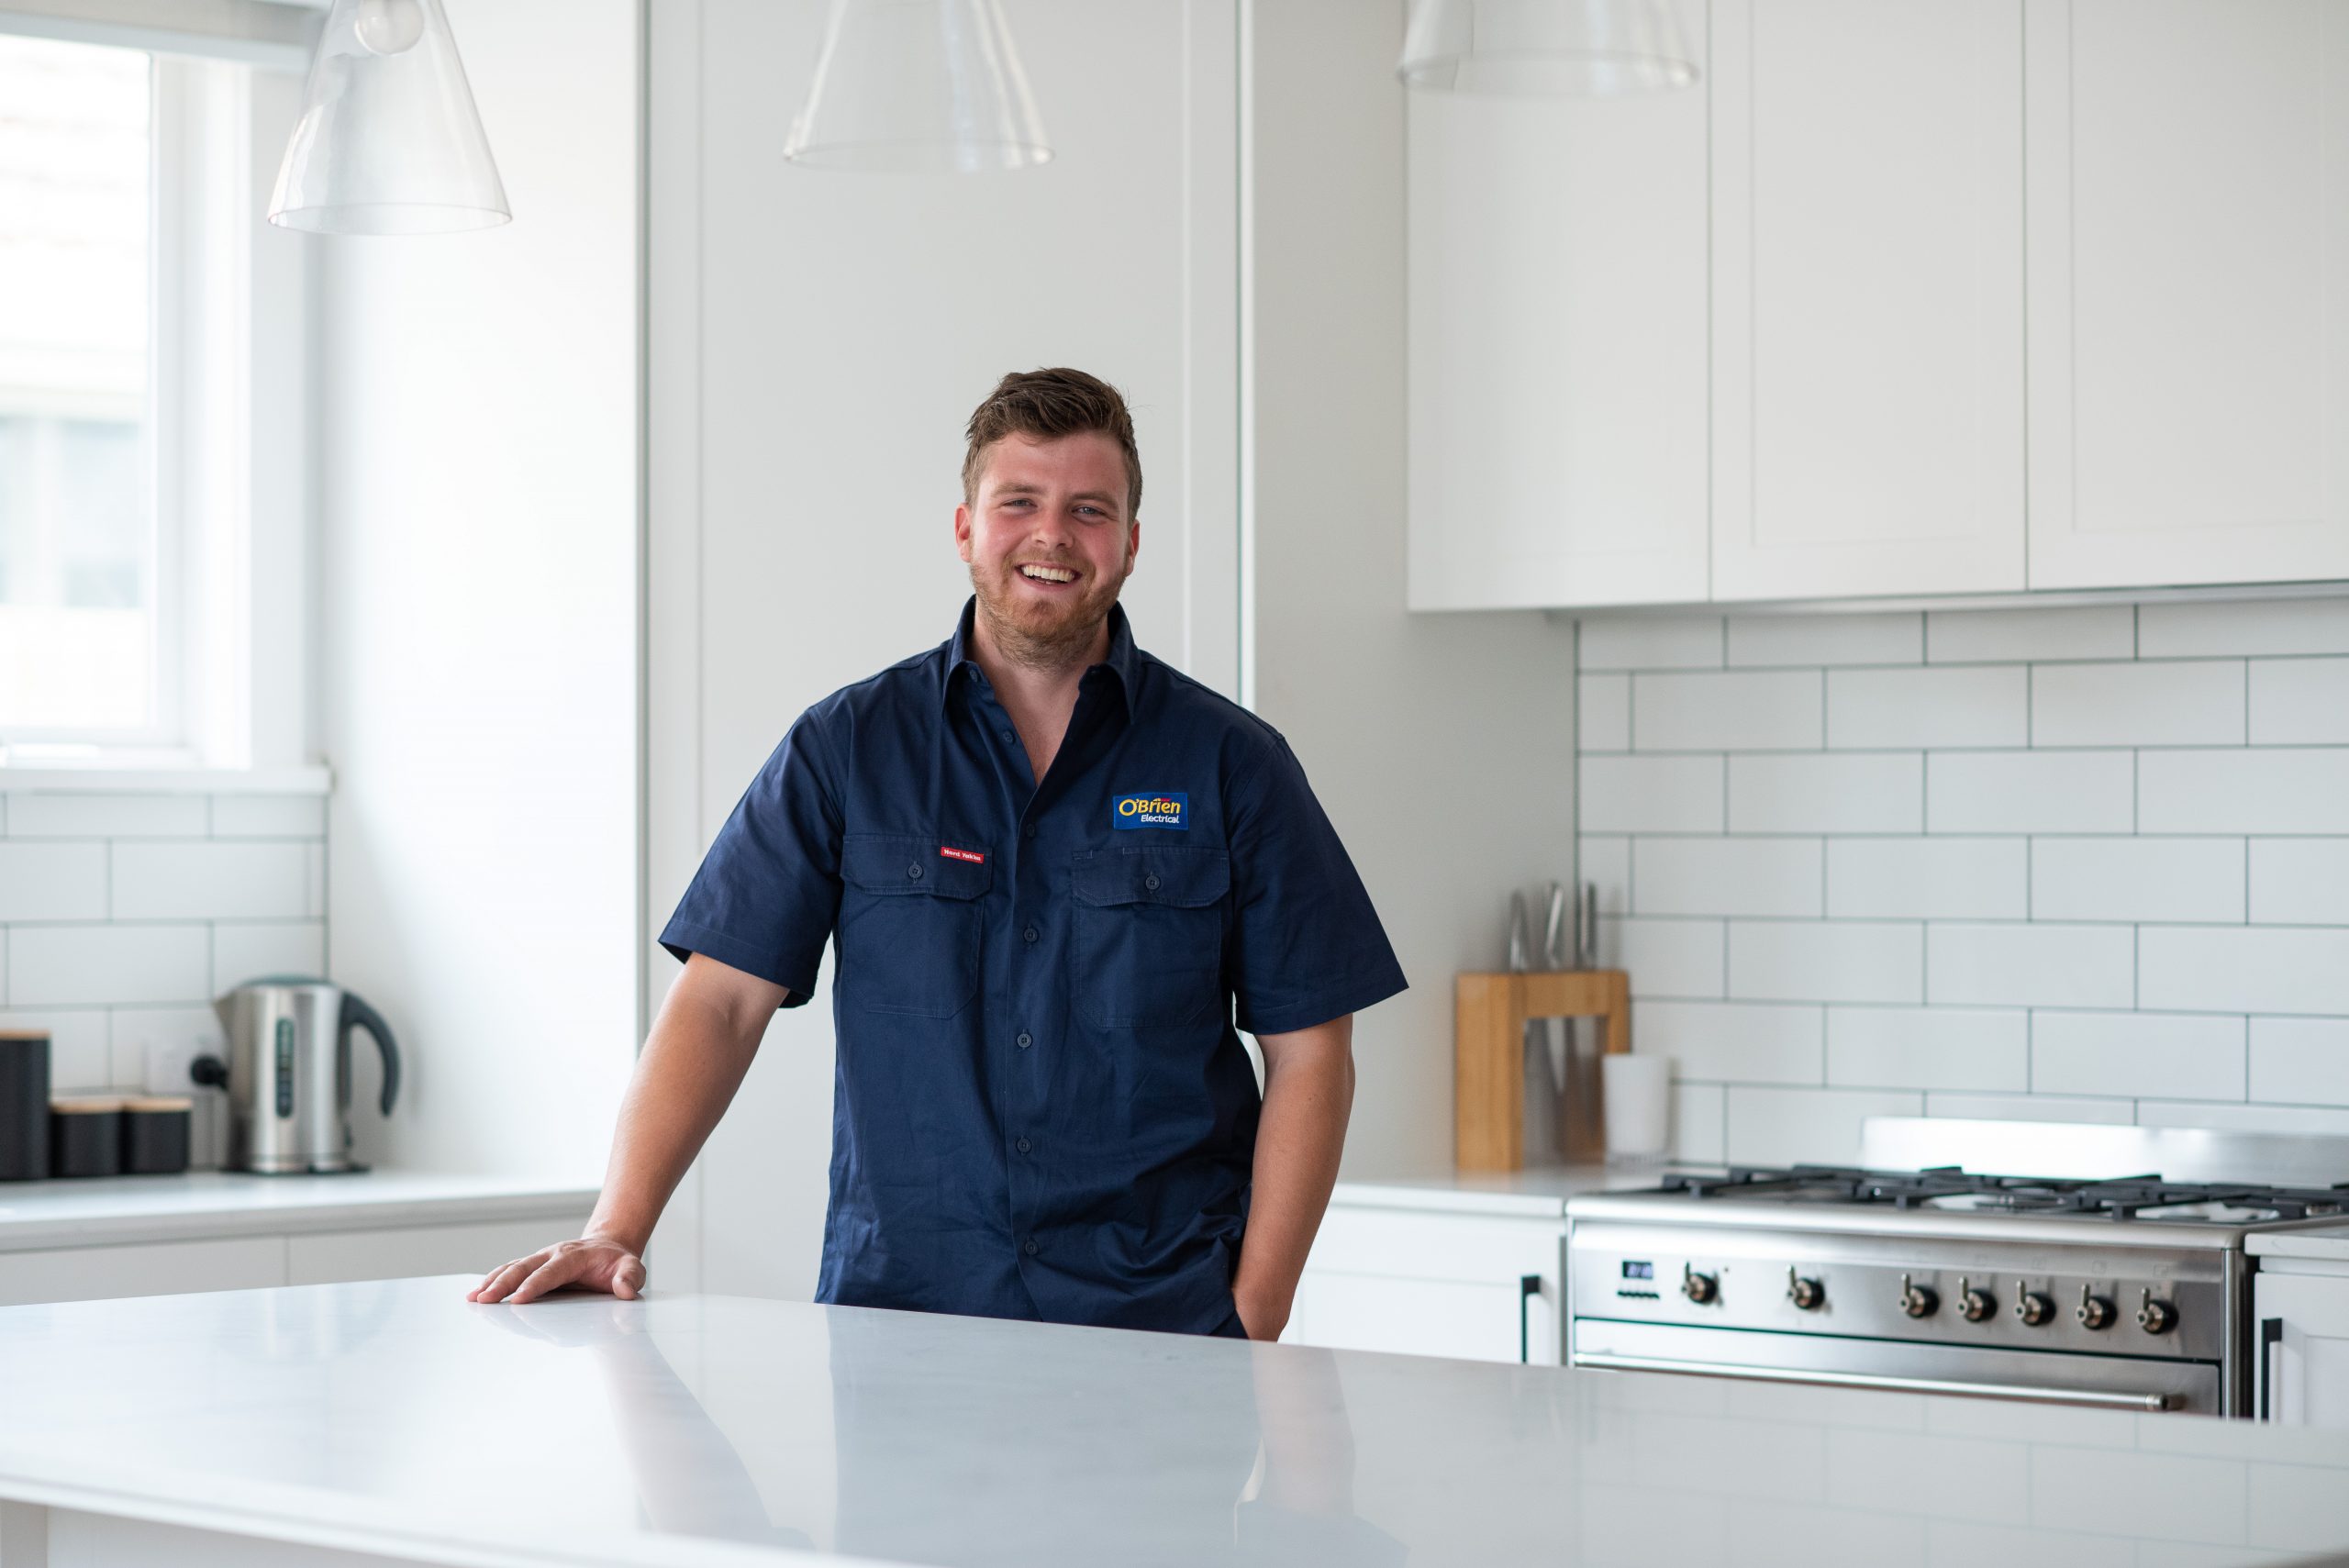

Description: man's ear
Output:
[953,502,974,563]
[1125,519,1140,569]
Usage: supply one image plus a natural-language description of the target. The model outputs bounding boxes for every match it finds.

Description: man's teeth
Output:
[1019,565,1075,583]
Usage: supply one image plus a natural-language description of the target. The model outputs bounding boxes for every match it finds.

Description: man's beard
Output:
[969,556,1129,673]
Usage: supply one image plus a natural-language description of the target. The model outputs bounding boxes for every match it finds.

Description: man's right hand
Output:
[467,1236,648,1304]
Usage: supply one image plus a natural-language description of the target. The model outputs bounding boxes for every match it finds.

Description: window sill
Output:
[0,763,332,795]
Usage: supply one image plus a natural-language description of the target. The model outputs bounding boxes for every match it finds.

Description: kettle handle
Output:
[340,993,401,1118]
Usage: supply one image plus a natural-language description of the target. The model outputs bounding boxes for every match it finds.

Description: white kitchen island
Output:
[3,1277,2349,1568]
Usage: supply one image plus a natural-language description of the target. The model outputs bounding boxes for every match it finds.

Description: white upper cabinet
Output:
[2024,0,2349,590]
[1710,0,2026,601]
[1406,17,1709,609]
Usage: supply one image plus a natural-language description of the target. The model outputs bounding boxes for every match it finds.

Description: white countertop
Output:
[2250,1221,2349,1264]
[0,1171,597,1251]
[1330,1162,1708,1218]
[5,1275,2348,1568]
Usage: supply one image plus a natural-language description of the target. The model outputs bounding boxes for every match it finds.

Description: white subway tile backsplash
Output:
[212,921,326,995]
[1729,921,1922,1006]
[1731,753,1921,833]
[1827,666,2027,750]
[2030,838,2245,924]
[2138,926,2349,1016]
[2139,597,2349,658]
[1826,1007,2027,1092]
[2247,1017,2349,1106]
[2248,657,2349,744]
[6,793,206,838]
[1634,999,1823,1084]
[108,1005,228,1092]
[1926,752,2133,835]
[1581,836,1631,916]
[1729,613,1921,669]
[209,795,328,838]
[1579,615,1724,671]
[1826,838,2025,919]
[0,842,107,922]
[1926,606,2133,664]
[1636,671,1823,751]
[2031,1011,2246,1100]
[1924,1093,2134,1125]
[112,841,310,921]
[1671,1083,1725,1161]
[1582,755,1723,833]
[1724,1086,1923,1166]
[2135,1101,2349,1136]
[2249,839,2349,925]
[1580,674,1631,751]
[2139,749,2349,834]
[0,1007,108,1089]
[1638,837,1821,917]
[1927,924,2135,1009]
[2032,661,2245,748]
[8,925,209,1006]
[1601,917,1726,999]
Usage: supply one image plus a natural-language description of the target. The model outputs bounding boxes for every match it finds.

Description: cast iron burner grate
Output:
[1653,1165,2349,1221]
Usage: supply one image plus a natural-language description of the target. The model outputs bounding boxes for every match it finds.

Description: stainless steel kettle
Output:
[194,978,401,1174]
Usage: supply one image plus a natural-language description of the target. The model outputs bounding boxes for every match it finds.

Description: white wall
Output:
[1577,597,2349,1165]
[1244,0,1577,1178]
[648,0,1242,1298]
[316,0,639,1178]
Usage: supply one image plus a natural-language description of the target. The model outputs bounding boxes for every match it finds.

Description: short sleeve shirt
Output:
[660,598,1408,1334]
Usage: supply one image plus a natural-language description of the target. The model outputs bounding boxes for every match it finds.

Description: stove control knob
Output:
[2076,1284,2116,1331]
[1681,1263,1719,1306]
[1958,1277,1997,1322]
[1786,1266,1825,1312]
[2136,1288,2177,1336]
[2014,1283,2054,1327]
[1898,1273,1940,1319]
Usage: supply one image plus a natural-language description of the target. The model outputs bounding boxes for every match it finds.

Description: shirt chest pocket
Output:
[1070,849,1230,1029]
[839,834,991,1018]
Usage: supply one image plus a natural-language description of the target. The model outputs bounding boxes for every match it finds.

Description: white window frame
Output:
[0,7,314,776]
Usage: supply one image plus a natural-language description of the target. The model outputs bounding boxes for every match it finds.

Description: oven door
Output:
[1572,1318,2221,1415]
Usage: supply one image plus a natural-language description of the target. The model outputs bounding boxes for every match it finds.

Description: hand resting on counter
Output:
[467,1235,648,1304]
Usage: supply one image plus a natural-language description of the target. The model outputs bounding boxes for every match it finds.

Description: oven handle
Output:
[1572,1351,2181,1412]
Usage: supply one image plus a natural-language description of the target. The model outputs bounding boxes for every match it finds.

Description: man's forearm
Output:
[1231,1017,1355,1339]
[584,974,773,1255]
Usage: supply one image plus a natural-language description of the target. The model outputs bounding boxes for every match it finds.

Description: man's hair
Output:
[962,368,1142,517]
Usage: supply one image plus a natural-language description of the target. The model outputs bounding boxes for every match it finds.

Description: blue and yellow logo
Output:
[1112,792,1188,830]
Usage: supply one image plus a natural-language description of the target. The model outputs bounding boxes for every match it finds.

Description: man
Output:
[470,368,1406,1339]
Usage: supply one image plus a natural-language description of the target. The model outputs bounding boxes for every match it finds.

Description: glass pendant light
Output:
[784,0,1051,172]
[269,0,510,234]
[1398,0,1700,95]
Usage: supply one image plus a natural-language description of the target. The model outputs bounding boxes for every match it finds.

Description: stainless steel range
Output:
[1566,1119,2349,1417]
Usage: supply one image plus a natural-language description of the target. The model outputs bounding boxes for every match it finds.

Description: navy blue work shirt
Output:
[660,598,1407,1335]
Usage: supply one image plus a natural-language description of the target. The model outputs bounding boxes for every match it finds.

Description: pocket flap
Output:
[842,834,993,899]
[1072,848,1230,909]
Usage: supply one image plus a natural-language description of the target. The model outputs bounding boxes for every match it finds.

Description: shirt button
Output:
[999,728,1014,742]
[1016,1032,1032,1049]
[907,863,923,880]
[1022,1239,1040,1257]
[1023,823,1036,839]
[1024,926,1039,943]
[1016,1137,1031,1153]
[1144,873,1161,891]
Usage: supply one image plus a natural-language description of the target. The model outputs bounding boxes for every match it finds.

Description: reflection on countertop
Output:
[0,1169,598,1250]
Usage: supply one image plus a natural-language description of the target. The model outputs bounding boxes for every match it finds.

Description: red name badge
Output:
[940,846,985,864]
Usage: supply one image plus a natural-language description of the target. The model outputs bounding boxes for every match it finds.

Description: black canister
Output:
[50,1095,125,1178]
[124,1095,193,1175]
[0,1030,50,1181]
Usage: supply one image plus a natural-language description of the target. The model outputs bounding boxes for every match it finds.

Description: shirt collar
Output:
[942,596,1141,713]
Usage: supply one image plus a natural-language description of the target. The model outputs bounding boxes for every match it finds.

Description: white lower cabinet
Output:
[285,1218,582,1286]
[2255,1265,2349,1429]
[1284,1206,1565,1365]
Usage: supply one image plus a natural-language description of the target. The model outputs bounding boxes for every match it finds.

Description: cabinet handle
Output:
[2259,1317,2283,1422]
[1519,1273,1542,1363]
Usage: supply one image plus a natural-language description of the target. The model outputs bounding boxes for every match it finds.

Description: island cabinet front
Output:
[1283,1204,1566,1365]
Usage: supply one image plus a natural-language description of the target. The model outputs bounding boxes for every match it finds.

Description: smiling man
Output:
[470,368,1407,1340]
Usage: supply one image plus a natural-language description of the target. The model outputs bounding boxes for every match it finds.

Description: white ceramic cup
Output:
[1602,1053,1672,1163]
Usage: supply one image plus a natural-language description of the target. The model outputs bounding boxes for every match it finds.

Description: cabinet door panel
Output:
[1407,25,1709,609]
[2255,1270,2349,1429]
[0,1238,286,1306]
[2026,0,2349,588]
[1712,0,2026,600]
[285,1217,593,1285]
[1286,1207,1564,1363]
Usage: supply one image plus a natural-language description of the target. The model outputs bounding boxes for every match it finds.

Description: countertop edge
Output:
[2246,1228,2349,1263]
[0,1184,599,1253]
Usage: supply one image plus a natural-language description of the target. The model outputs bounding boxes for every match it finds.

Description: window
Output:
[0,32,160,739]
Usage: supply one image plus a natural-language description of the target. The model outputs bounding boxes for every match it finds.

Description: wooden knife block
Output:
[1455,970,1631,1172]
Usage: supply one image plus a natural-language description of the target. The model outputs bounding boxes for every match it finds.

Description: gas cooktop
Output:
[1651,1164,2349,1227]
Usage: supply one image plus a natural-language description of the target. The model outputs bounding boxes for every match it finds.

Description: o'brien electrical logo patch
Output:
[1112,793,1188,830]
